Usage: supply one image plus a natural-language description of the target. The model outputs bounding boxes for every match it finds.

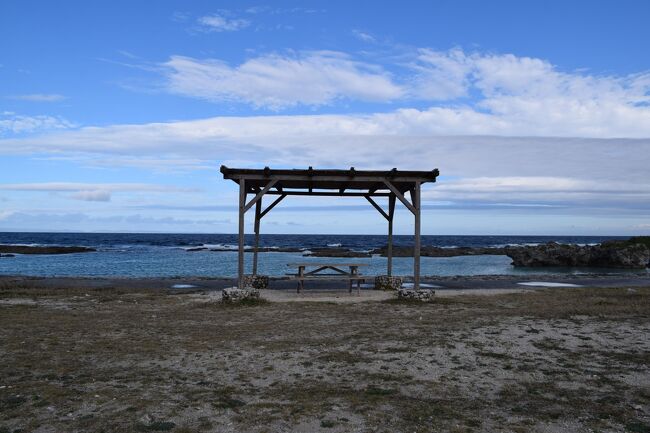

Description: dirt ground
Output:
[1,283,649,433]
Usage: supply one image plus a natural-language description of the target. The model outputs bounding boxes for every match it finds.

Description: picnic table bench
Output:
[286,262,369,294]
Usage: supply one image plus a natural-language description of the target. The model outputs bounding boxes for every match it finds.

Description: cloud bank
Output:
[2,47,649,229]
[0,183,199,203]
[164,52,403,109]
[159,48,650,134]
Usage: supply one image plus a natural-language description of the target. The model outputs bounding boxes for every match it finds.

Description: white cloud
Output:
[0,182,197,193]
[409,48,473,99]
[69,190,112,202]
[7,94,66,102]
[0,212,231,231]
[1,113,650,171]
[3,47,650,217]
[352,29,376,43]
[422,176,650,210]
[0,183,199,203]
[157,48,650,131]
[197,14,250,32]
[163,51,404,109]
[2,117,649,214]
[0,112,74,135]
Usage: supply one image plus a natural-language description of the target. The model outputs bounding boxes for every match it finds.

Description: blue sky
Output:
[1,0,649,235]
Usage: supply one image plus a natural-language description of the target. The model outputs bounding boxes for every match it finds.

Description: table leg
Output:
[298,266,304,294]
[349,266,358,295]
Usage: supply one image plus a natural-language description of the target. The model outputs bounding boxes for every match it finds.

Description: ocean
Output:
[0,232,640,278]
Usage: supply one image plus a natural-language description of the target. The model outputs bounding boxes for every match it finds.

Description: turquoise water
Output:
[0,232,640,278]
[1,248,643,278]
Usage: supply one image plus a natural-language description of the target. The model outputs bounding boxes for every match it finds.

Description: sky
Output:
[1,0,649,235]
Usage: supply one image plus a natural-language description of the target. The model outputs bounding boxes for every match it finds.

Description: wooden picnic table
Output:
[286,262,369,294]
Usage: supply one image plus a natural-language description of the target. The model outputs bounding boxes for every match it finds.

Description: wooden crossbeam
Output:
[383,180,416,214]
[244,179,278,212]
[364,195,389,220]
[264,191,390,197]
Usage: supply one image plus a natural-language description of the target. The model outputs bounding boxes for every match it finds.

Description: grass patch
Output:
[213,396,246,410]
[320,419,336,428]
[135,421,176,431]
[219,298,270,308]
[365,386,397,396]
[0,395,27,410]
[626,420,650,433]
[478,350,511,360]
[317,351,372,364]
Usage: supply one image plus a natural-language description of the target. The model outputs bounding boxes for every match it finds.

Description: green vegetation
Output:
[626,236,650,249]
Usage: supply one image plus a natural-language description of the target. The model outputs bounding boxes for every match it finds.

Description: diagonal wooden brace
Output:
[383,180,416,215]
[244,179,278,212]
[259,194,286,219]
[364,195,389,220]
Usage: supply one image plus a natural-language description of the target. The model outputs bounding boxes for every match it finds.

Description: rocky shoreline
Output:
[183,237,650,269]
[505,240,650,269]
[0,245,96,255]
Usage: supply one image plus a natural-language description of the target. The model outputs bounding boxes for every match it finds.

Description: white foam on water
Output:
[517,282,582,288]
[401,283,441,289]
[327,243,342,247]
[201,244,247,251]
[171,284,197,289]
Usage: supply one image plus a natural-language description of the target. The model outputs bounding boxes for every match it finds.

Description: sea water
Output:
[0,232,641,278]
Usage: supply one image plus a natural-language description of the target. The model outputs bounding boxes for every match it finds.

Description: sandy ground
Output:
[1,282,650,433]
[1,272,649,293]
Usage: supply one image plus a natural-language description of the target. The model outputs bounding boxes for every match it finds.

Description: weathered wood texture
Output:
[238,179,246,289]
[222,166,439,291]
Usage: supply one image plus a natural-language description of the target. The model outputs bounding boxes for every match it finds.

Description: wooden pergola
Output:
[221,166,440,290]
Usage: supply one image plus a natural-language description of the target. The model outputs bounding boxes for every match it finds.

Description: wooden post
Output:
[252,196,262,276]
[298,266,304,294]
[238,179,246,289]
[387,193,396,277]
[413,181,421,290]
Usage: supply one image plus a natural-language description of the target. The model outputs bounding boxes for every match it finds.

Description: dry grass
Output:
[1,286,649,432]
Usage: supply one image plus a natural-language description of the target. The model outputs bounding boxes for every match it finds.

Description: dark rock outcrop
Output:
[305,248,371,258]
[0,245,95,255]
[248,247,302,253]
[505,242,650,269]
[370,246,507,257]
[188,246,302,253]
